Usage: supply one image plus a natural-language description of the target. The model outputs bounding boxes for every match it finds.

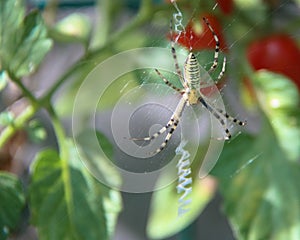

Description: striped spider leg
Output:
[130,17,246,155]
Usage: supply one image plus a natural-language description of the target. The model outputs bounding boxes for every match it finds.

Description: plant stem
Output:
[47,104,67,155]
[47,103,75,232]
[43,0,156,101]
[0,105,36,147]
[0,1,174,148]
[0,76,41,148]
[91,0,115,49]
[13,78,39,105]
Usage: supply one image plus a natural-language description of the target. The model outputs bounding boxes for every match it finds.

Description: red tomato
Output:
[247,34,300,90]
[216,0,233,15]
[172,14,227,51]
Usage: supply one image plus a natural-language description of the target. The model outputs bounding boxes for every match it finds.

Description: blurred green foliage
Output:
[0,0,299,239]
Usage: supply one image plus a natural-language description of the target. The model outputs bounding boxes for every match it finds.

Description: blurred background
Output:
[1,0,299,239]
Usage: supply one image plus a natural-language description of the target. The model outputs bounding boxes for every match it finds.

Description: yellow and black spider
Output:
[131,17,246,155]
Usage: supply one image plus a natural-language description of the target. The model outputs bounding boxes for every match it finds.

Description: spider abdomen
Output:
[184,52,201,90]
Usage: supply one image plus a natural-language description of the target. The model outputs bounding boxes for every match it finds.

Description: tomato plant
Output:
[172,14,227,51]
[247,34,300,90]
[216,0,233,15]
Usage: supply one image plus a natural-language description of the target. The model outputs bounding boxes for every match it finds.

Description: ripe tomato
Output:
[216,0,233,15]
[247,34,300,90]
[172,14,227,51]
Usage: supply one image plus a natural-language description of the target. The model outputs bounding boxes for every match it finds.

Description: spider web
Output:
[105,0,297,193]
[172,1,226,179]
[133,0,297,178]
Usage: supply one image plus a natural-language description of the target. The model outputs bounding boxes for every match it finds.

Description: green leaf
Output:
[253,70,300,161]
[75,130,122,189]
[0,172,25,240]
[211,69,300,239]
[75,130,122,236]
[51,13,92,45]
[29,140,122,240]
[212,120,300,240]
[147,142,218,239]
[0,0,24,64]
[0,0,52,78]
[147,175,216,239]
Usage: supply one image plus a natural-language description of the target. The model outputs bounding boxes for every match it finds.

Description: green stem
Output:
[43,0,156,101]
[91,0,115,48]
[122,0,153,33]
[0,0,169,149]
[0,0,174,149]
[86,0,154,57]
[47,104,75,232]
[47,104,67,155]
[0,105,36,148]
[13,78,39,105]
[0,76,41,148]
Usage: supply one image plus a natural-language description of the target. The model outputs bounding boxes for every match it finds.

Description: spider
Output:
[130,17,246,155]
